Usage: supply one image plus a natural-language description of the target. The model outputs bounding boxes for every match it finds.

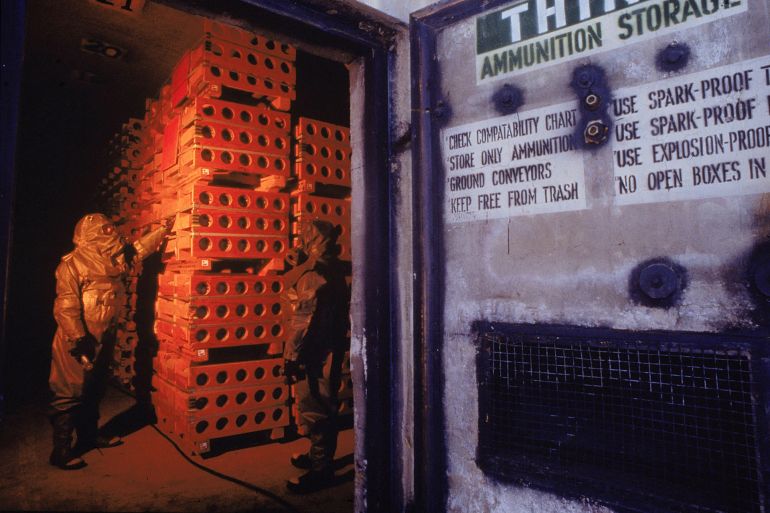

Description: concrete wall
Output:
[431,0,770,512]
[349,22,416,512]
[350,0,768,511]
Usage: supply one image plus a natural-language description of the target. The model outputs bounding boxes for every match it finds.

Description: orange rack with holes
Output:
[180,97,290,134]
[152,373,289,415]
[153,395,290,456]
[293,161,351,189]
[174,184,289,214]
[196,38,297,88]
[291,193,350,224]
[172,208,288,238]
[294,117,350,144]
[155,317,284,361]
[179,121,290,157]
[176,146,290,178]
[203,20,297,61]
[155,295,286,325]
[294,136,351,166]
[164,231,287,265]
[170,42,295,111]
[153,354,285,391]
[158,271,285,299]
[104,23,339,453]
[294,117,351,188]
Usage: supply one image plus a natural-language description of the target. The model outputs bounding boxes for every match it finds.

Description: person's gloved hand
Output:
[283,359,306,384]
[69,333,98,363]
[285,247,306,268]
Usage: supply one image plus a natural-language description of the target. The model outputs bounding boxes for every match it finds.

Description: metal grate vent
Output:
[477,324,767,513]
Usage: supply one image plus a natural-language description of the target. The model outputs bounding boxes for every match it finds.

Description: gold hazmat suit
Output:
[49,213,167,412]
[283,220,350,490]
[48,213,168,469]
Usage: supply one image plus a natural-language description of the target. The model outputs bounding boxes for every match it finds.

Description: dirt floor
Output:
[0,385,354,513]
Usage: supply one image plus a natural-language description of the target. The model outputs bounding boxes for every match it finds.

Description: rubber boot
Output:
[287,419,338,493]
[49,411,87,470]
[290,452,312,470]
[286,467,336,494]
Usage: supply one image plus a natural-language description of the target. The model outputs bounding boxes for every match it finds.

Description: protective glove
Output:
[69,333,98,364]
[283,359,306,385]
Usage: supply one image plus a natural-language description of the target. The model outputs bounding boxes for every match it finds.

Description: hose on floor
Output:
[111,384,303,513]
[149,423,303,513]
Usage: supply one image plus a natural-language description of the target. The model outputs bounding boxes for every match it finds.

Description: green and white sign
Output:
[476,0,747,83]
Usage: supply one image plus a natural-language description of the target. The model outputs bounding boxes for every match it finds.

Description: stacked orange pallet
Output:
[100,20,354,455]
[150,21,297,456]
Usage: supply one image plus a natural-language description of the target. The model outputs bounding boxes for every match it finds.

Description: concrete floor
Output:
[0,386,354,513]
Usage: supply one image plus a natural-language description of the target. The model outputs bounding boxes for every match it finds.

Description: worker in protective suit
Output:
[282,220,350,493]
[48,213,170,470]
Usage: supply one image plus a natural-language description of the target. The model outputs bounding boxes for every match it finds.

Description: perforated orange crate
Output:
[152,373,289,415]
[197,38,296,87]
[203,20,297,61]
[295,139,350,169]
[165,231,287,263]
[174,208,288,238]
[293,117,351,187]
[173,183,289,215]
[154,355,284,391]
[294,160,351,188]
[157,271,285,299]
[180,121,290,158]
[177,146,290,178]
[291,193,350,223]
[294,117,350,145]
[153,395,290,456]
[156,295,287,325]
[155,317,285,359]
[170,44,294,111]
[180,97,290,134]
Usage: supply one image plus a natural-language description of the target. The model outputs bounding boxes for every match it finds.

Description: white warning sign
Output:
[442,102,587,223]
[611,54,770,205]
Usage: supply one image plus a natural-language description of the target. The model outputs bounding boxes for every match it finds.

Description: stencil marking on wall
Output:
[612,54,770,205]
[476,0,748,83]
[442,101,587,223]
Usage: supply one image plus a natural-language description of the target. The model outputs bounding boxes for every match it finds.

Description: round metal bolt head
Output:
[584,120,609,144]
[576,70,594,88]
[584,93,601,110]
[639,262,678,299]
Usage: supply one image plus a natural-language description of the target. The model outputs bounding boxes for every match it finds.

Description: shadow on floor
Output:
[0,386,355,513]
[99,401,156,439]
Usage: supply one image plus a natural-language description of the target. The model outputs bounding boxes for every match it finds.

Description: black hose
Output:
[149,423,303,513]
[110,383,303,513]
